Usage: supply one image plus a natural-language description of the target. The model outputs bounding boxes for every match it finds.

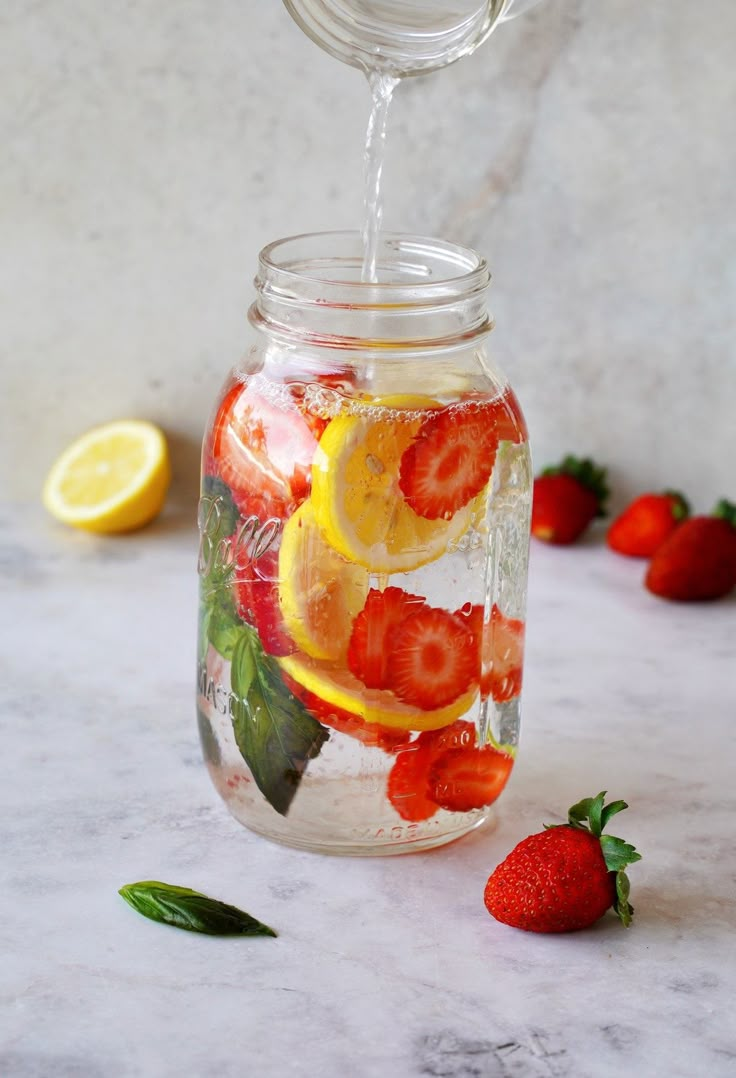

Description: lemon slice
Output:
[279,651,478,733]
[278,501,370,661]
[310,394,474,573]
[42,420,171,533]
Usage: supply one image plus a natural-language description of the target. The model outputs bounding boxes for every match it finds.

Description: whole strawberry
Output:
[484,792,641,933]
[607,490,690,558]
[645,499,736,601]
[532,456,609,544]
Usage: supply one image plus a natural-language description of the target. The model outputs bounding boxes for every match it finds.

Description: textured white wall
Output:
[2,0,735,510]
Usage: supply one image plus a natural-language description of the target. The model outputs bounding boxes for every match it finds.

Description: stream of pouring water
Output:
[361,72,400,283]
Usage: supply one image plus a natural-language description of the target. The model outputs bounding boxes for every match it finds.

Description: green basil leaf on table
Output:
[119,881,277,937]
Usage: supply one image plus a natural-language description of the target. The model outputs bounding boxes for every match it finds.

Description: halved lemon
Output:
[310,394,475,573]
[42,420,171,533]
[279,651,478,733]
[278,500,370,661]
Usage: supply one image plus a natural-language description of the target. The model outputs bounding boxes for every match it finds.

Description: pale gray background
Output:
[2,0,734,510]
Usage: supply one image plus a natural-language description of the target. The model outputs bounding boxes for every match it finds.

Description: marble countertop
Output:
[2,504,735,1077]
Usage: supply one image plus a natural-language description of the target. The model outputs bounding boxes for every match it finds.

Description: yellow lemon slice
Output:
[278,500,370,661]
[310,394,474,573]
[279,651,478,733]
[42,420,171,533]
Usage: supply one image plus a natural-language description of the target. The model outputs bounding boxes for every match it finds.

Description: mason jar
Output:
[196,231,532,855]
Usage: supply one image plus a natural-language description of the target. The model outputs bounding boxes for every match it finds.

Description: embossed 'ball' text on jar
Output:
[196,232,532,855]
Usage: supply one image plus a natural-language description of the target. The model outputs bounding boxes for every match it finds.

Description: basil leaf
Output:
[119,881,277,937]
[230,627,329,816]
[196,705,221,767]
[201,475,240,540]
[206,591,243,661]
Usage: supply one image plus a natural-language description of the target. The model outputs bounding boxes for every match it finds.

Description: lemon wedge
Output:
[279,651,478,733]
[310,394,474,574]
[42,420,171,533]
[278,500,370,661]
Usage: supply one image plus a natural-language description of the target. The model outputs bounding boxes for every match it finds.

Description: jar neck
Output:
[249,232,493,355]
[282,1,511,76]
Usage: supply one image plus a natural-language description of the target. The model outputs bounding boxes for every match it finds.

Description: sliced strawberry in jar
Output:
[454,602,525,703]
[429,745,513,812]
[386,720,478,821]
[207,378,320,517]
[399,399,506,521]
[347,586,427,688]
[281,672,407,752]
[385,606,477,711]
[415,719,477,754]
[232,547,296,658]
[387,741,439,821]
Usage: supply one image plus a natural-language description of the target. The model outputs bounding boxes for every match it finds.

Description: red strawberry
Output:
[415,719,477,755]
[385,606,476,710]
[347,587,427,688]
[531,456,609,544]
[398,399,510,521]
[454,603,525,702]
[232,548,295,657]
[484,792,642,933]
[387,721,477,820]
[429,745,513,812]
[281,673,406,753]
[387,742,440,821]
[607,491,690,557]
[208,379,319,517]
[645,500,736,601]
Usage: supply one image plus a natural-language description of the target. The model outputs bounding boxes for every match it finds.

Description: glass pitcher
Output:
[196,231,532,855]
[283,0,547,76]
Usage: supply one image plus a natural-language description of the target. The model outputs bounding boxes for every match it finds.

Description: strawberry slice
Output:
[386,742,438,821]
[429,745,513,812]
[386,606,476,710]
[282,673,407,752]
[416,719,477,754]
[387,720,478,820]
[207,379,319,518]
[232,548,295,657]
[347,587,427,688]
[454,603,525,702]
[399,397,520,520]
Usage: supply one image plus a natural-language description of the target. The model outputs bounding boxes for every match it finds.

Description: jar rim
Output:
[252,231,492,351]
[258,231,490,300]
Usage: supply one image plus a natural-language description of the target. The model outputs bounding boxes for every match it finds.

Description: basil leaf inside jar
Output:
[230,626,330,816]
[118,881,277,937]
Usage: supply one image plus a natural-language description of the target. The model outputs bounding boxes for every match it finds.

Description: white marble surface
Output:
[2,502,735,1077]
[1,0,735,508]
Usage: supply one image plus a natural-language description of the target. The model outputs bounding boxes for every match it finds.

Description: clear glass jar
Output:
[196,232,532,855]
[283,0,546,76]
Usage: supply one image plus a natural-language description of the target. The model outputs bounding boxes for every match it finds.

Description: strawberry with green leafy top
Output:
[484,792,641,933]
[645,500,736,601]
[607,491,690,557]
[532,456,609,544]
